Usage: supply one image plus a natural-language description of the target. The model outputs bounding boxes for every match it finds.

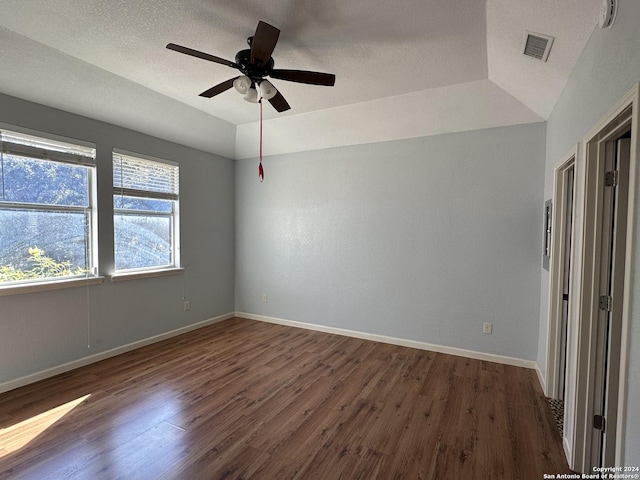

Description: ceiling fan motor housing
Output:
[235,48,274,82]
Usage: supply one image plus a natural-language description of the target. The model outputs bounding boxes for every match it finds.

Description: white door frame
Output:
[570,83,639,471]
[545,145,578,401]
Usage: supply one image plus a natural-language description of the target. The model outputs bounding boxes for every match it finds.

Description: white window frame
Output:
[0,124,102,295]
[111,149,181,280]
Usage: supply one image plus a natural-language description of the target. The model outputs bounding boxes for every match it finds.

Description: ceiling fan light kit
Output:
[243,87,259,103]
[233,75,251,95]
[259,80,277,101]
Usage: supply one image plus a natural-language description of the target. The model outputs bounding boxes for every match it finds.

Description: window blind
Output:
[0,129,96,166]
[113,153,179,201]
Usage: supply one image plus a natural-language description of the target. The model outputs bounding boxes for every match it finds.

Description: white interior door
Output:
[590,136,631,467]
[558,166,574,401]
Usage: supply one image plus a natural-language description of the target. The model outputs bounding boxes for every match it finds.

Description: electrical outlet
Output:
[183,300,191,312]
[483,322,492,334]
[262,294,268,303]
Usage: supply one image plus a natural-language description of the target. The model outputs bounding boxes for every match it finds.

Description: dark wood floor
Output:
[0,317,572,479]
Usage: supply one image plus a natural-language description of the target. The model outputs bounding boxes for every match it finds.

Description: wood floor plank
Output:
[60,421,187,480]
[0,431,91,480]
[0,317,572,479]
[474,367,515,480]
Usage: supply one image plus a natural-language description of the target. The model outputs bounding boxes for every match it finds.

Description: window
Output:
[0,128,97,285]
[112,151,180,273]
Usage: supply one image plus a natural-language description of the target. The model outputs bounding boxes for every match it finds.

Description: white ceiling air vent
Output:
[522,31,555,62]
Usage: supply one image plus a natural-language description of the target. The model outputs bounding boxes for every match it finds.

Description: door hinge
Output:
[594,414,606,432]
[599,295,612,312]
[562,293,569,301]
[605,170,619,187]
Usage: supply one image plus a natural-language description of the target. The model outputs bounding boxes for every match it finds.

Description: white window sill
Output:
[0,276,105,297]
[109,267,184,282]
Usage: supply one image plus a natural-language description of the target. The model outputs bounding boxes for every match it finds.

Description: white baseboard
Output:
[2,311,538,395]
[0,312,234,394]
[236,312,537,369]
[535,362,547,393]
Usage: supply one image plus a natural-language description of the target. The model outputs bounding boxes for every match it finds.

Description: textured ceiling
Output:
[0,0,600,156]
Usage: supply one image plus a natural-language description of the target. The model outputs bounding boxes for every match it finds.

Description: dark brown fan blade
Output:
[199,77,238,98]
[250,21,280,65]
[268,90,291,112]
[269,69,335,86]
[167,43,238,68]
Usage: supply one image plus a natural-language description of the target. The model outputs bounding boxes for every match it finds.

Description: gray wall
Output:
[236,123,546,360]
[539,0,640,464]
[0,93,235,386]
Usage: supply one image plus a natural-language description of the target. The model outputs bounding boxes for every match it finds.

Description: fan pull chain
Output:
[258,97,264,182]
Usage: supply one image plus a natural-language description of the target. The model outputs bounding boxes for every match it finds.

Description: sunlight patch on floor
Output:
[0,394,91,458]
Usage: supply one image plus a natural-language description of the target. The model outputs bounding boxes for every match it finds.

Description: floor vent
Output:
[522,31,554,62]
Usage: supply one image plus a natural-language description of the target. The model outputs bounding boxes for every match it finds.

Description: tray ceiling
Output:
[0,0,600,157]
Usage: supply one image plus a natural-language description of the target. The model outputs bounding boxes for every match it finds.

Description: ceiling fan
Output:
[167,21,336,113]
